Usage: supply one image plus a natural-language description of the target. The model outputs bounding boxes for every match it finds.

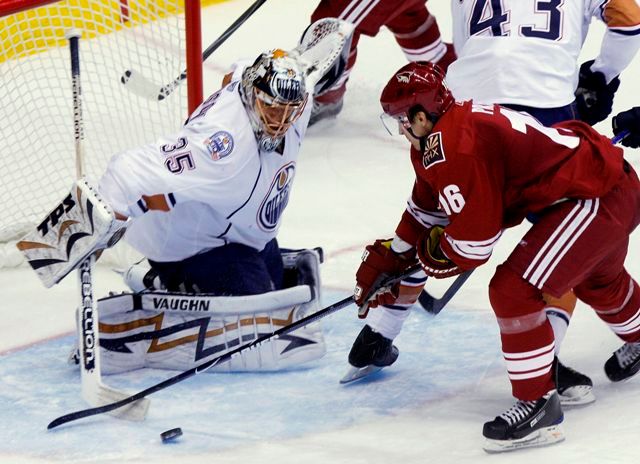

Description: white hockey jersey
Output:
[99,76,312,262]
[447,0,640,107]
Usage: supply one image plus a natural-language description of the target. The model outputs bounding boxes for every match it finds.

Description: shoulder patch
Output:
[205,131,234,161]
[422,131,446,170]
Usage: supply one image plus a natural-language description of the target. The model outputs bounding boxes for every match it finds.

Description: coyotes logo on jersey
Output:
[422,131,446,170]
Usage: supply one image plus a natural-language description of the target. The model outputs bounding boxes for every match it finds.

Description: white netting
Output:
[0,0,191,268]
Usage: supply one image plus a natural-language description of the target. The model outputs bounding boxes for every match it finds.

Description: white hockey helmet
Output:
[242,49,309,151]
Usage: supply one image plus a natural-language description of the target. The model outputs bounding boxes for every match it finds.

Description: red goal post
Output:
[0,0,58,15]
[0,0,205,268]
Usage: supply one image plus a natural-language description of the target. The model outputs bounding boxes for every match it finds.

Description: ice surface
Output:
[1,0,639,462]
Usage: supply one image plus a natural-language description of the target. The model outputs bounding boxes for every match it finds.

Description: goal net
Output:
[0,0,203,268]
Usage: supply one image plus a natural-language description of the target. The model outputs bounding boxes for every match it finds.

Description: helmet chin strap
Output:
[419,135,428,153]
[416,112,439,152]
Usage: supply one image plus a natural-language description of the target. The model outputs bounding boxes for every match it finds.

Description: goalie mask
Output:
[241,49,309,151]
[380,61,454,135]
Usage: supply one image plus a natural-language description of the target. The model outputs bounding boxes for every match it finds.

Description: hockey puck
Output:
[161,427,183,443]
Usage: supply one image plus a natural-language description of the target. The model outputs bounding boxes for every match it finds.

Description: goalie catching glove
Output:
[416,225,463,279]
[354,239,418,318]
[16,179,127,288]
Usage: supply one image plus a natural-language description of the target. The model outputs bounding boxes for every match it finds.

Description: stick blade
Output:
[418,270,475,315]
[120,69,163,101]
[417,291,437,313]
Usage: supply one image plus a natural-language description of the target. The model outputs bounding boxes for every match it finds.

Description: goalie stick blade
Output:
[88,384,150,421]
[48,390,150,430]
[483,425,565,453]
[339,365,383,384]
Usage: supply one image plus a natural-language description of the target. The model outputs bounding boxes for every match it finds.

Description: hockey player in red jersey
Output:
[353,62,640,452]
[308,0,456,125]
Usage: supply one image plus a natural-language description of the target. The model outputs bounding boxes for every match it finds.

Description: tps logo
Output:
[37,193,76,236]
[205,131,234,160]
[257,163,295,231]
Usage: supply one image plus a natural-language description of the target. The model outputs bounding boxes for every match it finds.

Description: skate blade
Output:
[339,365,383,384]
[483,425,565,453]
[559,386,596,407]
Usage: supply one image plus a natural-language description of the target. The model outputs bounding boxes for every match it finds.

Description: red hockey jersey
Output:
[395,101,626,271]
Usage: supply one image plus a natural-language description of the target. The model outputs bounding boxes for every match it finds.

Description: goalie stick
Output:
[121,0,269,101]
[417,132,630,315]
[47,263,422,429]
[66,30,150,421]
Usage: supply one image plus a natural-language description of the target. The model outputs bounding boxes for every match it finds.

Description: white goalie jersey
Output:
[447,0,640,107]
[99,72,312,263]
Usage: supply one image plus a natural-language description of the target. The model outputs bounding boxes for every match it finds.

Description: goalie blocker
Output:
[69,248,327,373]
[16,179,126,288]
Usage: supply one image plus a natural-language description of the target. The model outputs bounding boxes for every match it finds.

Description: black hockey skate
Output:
[340,325,398,384]
[309,99,343,126]
[556,359,595,406]
[604,342,640,382]
[482,390,565,453]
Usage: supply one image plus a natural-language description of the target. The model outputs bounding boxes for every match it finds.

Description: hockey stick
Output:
[66,30,150,421]
[121,0,269,101]
[417,132,630,315]
[612,129,630,145]
[47,263,422,429]
[418,270,474,315]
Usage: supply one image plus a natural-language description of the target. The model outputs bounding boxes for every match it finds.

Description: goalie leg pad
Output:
[93,293,326,374]
[86,249,326,373]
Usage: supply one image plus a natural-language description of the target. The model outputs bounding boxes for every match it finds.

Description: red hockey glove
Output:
[416,226,462,279]
[354,239,417,318]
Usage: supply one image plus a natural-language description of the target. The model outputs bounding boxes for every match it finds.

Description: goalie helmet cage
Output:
[0,0,204,268]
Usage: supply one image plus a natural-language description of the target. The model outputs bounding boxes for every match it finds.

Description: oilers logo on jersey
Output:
[205,131,234,161]
[257,162,295,231]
